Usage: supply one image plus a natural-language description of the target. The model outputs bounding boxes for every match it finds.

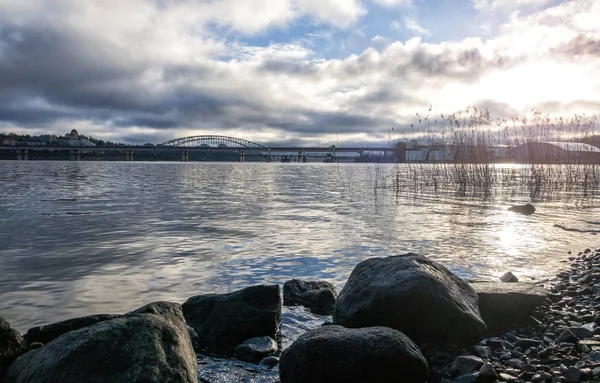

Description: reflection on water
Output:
[0,161,598,331]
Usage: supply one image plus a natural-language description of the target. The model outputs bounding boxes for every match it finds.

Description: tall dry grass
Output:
[388,108,600,200]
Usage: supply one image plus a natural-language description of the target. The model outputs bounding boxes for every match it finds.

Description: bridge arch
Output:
[160,135,266,149]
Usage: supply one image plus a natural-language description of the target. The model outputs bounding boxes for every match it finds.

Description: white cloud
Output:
[472,0,549,11]
[373,0,412,7]
[1,0,600,143]
[403,16,430,35]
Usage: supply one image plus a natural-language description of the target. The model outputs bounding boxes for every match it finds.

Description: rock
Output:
[563,366,581,383]
[472,345,492,359]
[127,301,185,323]
[24,313,122,344]
[515,338,542,349]
[508,203,536,215]
[470,282,546,336]
[479,363,498,381]
[441,373,479,383]
[557,329,579,344]
[182,285,282,354]
[234,336,278,364]
[3,313,197,383]
[333,254,486,347]
[565,326,593,338]
[279,325,428,383]
[0,318,25,379]
[259,356,279,368]
[283,279,337,314]
[451,355,484,375]
[500,272,519,283]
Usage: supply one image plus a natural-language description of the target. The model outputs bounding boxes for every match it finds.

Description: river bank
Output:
[2,248,598,382]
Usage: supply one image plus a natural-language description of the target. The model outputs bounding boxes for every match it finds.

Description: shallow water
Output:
[0,161,598,332]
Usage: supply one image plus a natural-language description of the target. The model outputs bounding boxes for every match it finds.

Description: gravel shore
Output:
[435,247,600,383]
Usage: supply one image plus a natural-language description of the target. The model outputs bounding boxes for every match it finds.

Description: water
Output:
[1,161,599,332]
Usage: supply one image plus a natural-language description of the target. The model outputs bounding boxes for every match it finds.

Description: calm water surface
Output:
[1,161,599,332]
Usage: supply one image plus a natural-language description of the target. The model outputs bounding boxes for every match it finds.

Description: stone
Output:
[259,356,279,369]
[516,338,542,349]
[508,203,536,215]
[333,254,486,347]
[500,272,519,283]
[565,326,593,338]
[451,355,484,375]
[563,366,581,383]
[0,317,25,379]
[234,336,278,364]
[472,345,492,359]
[279,325,428,383]
[470,282,546,336]
[24,313,122,344]
[3,313,197,383]
[557,329,579,344]
[127,301,185,323]
[283,279,337,314]
[182,285,282,354]
[479,362,498,381]
[441,373,479,383]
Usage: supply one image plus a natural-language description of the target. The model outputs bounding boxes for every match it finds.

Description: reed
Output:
[388,108,600,200]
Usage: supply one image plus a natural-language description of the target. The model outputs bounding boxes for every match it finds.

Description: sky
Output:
[0,0,598,146]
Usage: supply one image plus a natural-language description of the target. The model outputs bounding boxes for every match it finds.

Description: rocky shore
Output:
[1,249,599,382]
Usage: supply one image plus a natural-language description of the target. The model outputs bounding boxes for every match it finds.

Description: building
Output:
[510,142,600,164]
[2,137,16,146]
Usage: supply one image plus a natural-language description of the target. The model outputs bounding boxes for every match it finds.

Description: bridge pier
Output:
[129,150,134,162]
[16,149,28,161]
[181,150,188,162]
[239,150,245,163]
[298,151,303,162]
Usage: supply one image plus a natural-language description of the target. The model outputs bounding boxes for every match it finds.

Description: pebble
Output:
[430,248,600,383]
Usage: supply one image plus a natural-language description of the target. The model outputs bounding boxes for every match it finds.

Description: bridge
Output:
[0,135,397,162]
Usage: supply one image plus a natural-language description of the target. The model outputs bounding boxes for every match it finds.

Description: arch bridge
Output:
[160,135,266,149]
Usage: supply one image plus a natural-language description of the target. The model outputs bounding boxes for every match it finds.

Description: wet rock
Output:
[182,285,282,355]
[500,272,519,283]
[333,254,486,347]
[508,203,536,215]
[557,329,579,344]
[279,325,428,383]
[470,282,546,336]
[563,366,581,383]
[0,317,25,379]
[283,279,337,314]
[127,301,185,322]
[234,336,278,364]
[259,356,279,369]
[451,355,484,375]
[479,362,498,382]
[23,313,122,344]
[441,373,479,383]
[472,345,492,359]
[3,313,198,383]
[515,338,542,349]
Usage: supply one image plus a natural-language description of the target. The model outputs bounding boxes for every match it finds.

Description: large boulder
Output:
[283,279,337,314]
[127,301,185,323]
[279,325,428,383]
[0,318,25,379]
[3,313,198,383]
[333,254,486,346]
[470,282,547,335]
[24,313,122,344]
[182,285,282,354]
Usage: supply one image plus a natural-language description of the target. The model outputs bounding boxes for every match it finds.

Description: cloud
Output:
[403,16,430,36]
[472,0,549,11]
[373,0,412,7]
[0,0,599,144]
